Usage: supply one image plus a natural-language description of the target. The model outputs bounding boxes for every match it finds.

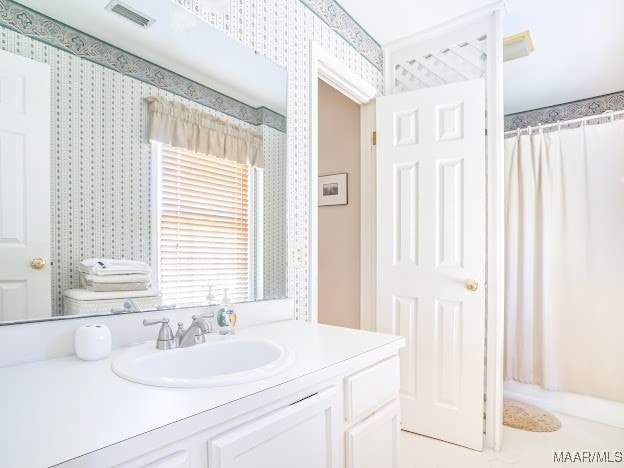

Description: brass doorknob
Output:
[30,257,45,270]
[466,279,479,291]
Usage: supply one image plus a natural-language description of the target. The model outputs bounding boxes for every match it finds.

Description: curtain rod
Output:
[504,109,624,136]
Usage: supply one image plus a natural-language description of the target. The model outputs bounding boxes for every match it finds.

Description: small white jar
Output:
[75,324,112,361]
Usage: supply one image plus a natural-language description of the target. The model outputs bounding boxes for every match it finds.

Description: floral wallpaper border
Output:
[504,91,624,132]
[0,0,287,132]
[299,0,382,70]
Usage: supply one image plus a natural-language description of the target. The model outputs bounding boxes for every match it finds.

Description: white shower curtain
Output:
[504,119,624,403]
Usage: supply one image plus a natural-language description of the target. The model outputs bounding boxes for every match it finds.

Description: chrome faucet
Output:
[175,313,214,348]
[143,313,214,350]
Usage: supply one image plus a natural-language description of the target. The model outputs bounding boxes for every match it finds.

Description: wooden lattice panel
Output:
[393,36,487,92]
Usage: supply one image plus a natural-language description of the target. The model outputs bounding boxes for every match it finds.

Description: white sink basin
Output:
[112,336,294,388]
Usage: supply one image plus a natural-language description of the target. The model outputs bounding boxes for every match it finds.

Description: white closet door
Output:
[376,78,486,450]
[0,50,51,320]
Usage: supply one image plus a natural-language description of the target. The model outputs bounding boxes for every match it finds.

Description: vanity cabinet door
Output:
[209,386,341,468]
[345,399,401,468]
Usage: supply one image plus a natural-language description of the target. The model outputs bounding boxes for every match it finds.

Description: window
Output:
[156,143,250,305]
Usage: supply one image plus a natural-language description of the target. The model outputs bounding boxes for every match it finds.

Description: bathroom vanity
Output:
[0,320,404,467]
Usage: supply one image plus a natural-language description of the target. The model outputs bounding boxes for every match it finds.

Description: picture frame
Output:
[318,173,348,206]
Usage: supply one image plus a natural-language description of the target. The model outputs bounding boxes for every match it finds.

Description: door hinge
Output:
[372,131,377,146]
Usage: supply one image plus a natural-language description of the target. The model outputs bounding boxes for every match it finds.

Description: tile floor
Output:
[400,412,624,468]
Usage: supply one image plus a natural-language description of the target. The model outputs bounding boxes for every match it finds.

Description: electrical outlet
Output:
[288,242,306,268]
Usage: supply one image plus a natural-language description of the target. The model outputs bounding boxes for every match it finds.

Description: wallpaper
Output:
[504,91,624,131]
[261,125,288,300]
[175,0,385,320]
[293,0,382,70]
[0,24,287,314]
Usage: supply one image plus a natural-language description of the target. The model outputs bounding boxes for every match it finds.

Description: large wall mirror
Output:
[0,0,288,323]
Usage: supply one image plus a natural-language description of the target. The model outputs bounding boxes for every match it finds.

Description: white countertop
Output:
[0,320,403,467]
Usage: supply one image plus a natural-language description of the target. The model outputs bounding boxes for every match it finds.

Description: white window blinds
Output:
[159,144,250,305]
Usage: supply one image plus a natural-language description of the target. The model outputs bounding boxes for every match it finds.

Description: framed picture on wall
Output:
[318,173,348,206]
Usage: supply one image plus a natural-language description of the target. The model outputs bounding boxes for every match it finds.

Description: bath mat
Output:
[503,398,562,432]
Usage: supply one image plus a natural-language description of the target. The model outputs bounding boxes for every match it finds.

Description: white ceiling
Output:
[17,0,288,114]
[339,0,495,45]
[339,0,624,114]
[502,0,624,114]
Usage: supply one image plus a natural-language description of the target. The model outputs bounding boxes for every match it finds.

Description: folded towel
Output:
[83,283,149,292]
[63,288,161,301]
[81,273,151,284]
[80,272,150,291]
[79,258,151,276]
[80,279,149,292]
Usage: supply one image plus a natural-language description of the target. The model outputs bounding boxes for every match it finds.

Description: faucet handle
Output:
[143,317,169,326]
[124,299,141,312]
[192,312,215,320]
[143,318,176,349]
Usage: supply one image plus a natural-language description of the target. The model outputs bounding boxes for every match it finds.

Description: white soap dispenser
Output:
[204,285,219,317]
[204,285,215,306]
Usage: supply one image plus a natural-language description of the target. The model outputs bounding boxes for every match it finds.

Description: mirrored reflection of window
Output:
[156,143,252,305]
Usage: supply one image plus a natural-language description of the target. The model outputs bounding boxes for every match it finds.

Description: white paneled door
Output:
[376,79,486,450]
[0,50,50,320]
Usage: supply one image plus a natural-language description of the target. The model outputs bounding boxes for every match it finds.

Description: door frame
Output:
[308,42,380,325]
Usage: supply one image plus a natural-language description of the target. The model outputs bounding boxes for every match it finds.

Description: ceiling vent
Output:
[105,0,155,29]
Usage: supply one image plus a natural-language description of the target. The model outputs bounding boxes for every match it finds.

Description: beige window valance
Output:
[145,96,264,168]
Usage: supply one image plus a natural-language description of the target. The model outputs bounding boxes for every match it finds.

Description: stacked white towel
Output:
[78,258,152,292]
[79,258,151,276]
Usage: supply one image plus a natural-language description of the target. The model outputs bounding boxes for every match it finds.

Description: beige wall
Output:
[318,80,361,329]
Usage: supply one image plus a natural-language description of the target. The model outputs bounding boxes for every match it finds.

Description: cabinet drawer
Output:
[344,356,400,422]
